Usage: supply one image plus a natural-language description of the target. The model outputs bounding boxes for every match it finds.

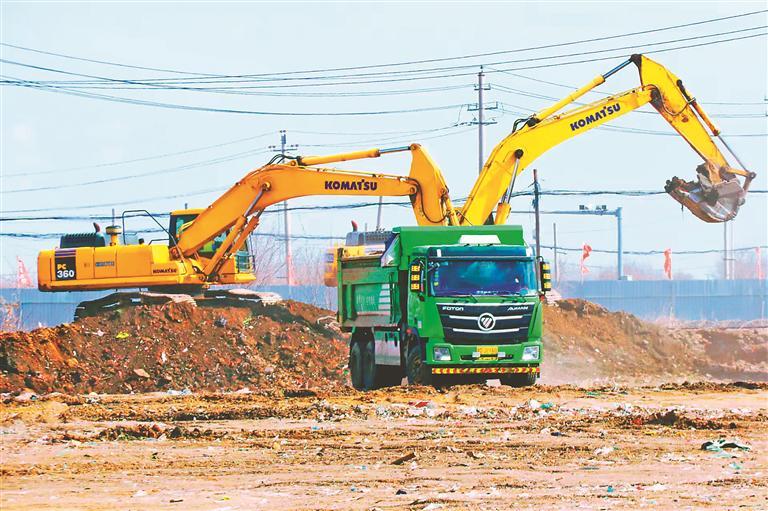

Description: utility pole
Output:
[470,67,495,174]
[723,221,729,280]
[723,220,735,280]
[477,66,485,174]
[616,206,623,280]
[553,222,558,283]
[376,196,383,230]
[533,169,541,261]
[268,130,298,286]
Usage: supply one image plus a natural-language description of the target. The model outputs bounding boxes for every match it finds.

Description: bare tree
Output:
[246,234,285,286]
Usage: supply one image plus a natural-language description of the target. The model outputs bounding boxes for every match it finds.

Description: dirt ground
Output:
[2,300,767,509]
[2,382,767,510]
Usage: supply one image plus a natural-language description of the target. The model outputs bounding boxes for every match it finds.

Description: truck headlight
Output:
[521,346,540,361]
[433,346,451,361]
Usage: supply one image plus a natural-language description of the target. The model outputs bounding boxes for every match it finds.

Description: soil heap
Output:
[0,301,347,394]
[542,299,767,384]
[1,298,765,394]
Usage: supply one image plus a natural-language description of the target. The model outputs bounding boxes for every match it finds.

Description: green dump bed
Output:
[337,254,399,330]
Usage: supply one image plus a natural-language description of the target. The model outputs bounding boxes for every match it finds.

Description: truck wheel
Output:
[349,332,376,391]
[406,342,432,386]
[374,365,403,388]
[500,372,538,388]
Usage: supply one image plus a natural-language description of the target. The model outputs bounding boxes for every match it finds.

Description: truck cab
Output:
[337,225,548,390]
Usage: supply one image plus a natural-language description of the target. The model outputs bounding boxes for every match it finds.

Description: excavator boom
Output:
[459,54,755,226]
[38,144,456,293]
[175,144,456,281]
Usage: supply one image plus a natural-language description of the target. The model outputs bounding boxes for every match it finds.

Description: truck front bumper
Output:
[431,366,539,375]
[426,341,542,367]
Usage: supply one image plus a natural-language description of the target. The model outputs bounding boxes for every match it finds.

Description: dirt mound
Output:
[0,301,348,394]
[542,299,768,384]
[1,298,765,394]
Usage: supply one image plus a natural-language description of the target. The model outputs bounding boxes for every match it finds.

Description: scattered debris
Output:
[392,452,417,465]
[133,368,150,379]
[701,438,751,452]
[594,446,615,456]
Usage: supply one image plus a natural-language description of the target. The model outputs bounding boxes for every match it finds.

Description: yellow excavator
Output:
[322,54,756,286]
[37,144,457,315]
[39,54,755,307]
[459,54,755,226]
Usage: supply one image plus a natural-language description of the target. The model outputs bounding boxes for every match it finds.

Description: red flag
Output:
[663,248,672,280]
[580,244,592,275]
[17,257,33,288]
[757,247,764,280]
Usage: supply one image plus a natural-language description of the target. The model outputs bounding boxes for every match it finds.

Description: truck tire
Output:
[406,342,432,386]
[500,372,538,388]
[349,337,376,391]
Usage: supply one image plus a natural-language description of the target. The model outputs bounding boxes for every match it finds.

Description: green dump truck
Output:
[337,225,550,390]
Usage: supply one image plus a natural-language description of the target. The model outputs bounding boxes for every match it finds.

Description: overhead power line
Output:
[3,131,278,178]
[4,75,471,116]
[2,189,765,218]
[489,69,768,106]
[1,31,765,112]
[3,25,765,89]
[1,124,473,193]
[540,244,768,256]
[1,226,763,257]
[2,10,764,80]
[2,147,273,194]
[492,85,767,118]
[0,230,345,241]
[5,124,471,179]
[495,104,767,137]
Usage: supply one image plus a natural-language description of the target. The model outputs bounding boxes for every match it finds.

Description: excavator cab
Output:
[169,209,252,273]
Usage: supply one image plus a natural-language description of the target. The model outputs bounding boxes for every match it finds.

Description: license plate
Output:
[478,346,498,357]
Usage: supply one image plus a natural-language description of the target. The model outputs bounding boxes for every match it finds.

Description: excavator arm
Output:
[175,144,457,281]
[459,54,756,226]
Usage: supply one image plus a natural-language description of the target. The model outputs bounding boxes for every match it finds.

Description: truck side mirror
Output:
[539,259,552,293]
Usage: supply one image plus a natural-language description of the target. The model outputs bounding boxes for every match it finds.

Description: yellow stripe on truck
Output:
[431,366,539,375]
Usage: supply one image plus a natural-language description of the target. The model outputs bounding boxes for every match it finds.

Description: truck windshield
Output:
[429,259,537,297]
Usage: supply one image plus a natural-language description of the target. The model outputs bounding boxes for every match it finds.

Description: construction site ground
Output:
[1,300,767,510]
[2,383,767,510]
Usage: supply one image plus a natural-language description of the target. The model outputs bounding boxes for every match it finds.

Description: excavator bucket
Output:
[665,165,747,223]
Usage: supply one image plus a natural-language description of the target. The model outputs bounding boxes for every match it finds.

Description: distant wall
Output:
[557,279,767,322]
[1,279,765,330]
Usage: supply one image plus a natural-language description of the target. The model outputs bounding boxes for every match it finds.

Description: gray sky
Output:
[2,1,766,281]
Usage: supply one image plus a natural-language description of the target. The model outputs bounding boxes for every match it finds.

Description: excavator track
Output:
[200,289,282,309]
[74,292,196,320]
[73,289,282,320]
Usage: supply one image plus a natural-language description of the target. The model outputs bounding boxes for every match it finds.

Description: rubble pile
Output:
[0,301,348,394]
[1,298,765,394]
[542,299,767,384]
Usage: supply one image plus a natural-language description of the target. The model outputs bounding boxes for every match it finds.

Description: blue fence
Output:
[1,279,765,330]
[557,279,767,322]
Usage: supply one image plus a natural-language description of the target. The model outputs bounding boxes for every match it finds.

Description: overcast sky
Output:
[2,1,766,281]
